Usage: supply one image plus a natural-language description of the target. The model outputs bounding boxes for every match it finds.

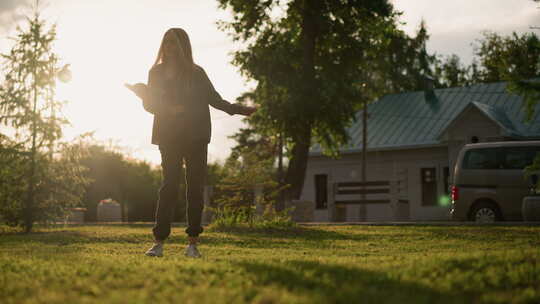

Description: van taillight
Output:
[451,186,459,201]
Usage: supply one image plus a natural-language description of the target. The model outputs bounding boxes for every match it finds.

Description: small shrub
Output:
[207,201,296,232]
[207,149,296,232]
[0,137,89,228]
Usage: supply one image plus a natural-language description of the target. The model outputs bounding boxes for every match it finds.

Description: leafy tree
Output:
[513,0,540,184]
[227,114,279,164]
[472,32,540,85]
[433,54,478,88]
[463,31,540,136]
[374,21,439,93]
[486,32,540,122]
[508,79,540,122]
[79,145,127,221]
[432,31,539,118]
[217,0,419,203]
[0,136,27,226]
[79,144,163,222]
[121,159,162,222]
[0,135,89,228]
[0,9,81,232]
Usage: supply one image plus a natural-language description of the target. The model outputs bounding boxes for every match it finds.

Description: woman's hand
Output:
[125,83,148,100]
[236,105,258,116]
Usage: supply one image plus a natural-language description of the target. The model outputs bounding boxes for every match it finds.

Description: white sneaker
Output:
[184,244,202,258]
[145,243,163,257]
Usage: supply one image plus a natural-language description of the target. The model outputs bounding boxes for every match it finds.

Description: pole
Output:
[362,99,367,185]
[360,98,368,221]
[277,127,284,211]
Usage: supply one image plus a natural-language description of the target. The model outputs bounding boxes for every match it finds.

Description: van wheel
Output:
[470,201,502,223]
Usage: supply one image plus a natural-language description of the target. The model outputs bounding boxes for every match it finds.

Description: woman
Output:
[127,28,256,258]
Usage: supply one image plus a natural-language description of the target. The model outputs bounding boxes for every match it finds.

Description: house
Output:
[299,81,540,222]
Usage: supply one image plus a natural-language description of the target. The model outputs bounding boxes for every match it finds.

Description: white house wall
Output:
[445,106,501,141]
[303,146,450,221]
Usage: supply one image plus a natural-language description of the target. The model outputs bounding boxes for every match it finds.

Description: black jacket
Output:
[142,64,239,145]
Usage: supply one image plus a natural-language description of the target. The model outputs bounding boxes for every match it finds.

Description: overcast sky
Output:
[0,0,538,165]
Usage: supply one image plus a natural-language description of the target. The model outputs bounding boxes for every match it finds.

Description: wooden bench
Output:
[329,179,409,221]
[334,181,393,205]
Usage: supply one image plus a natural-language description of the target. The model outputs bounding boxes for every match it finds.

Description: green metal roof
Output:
[310,81,540,155]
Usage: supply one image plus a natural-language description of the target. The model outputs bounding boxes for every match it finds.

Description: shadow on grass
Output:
[16,224,532,250]
[235,260,460,304]
[200,226,378,250]
[0,229,151,245]
[207,225,367,241]
[0,225,373,250]
[419,226,540,243]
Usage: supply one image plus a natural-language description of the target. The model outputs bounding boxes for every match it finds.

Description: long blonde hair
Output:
[153,28,194,85]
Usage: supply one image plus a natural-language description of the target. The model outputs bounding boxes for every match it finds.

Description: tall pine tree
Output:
[0,8,82,232]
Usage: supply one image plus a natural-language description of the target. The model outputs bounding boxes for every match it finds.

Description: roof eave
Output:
[309,142,447,157]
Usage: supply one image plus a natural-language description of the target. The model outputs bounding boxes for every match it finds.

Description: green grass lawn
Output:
[1,224,539,304]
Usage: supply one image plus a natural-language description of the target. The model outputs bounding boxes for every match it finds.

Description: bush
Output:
[208,202,296,232]
[207,151,295,231]
[0,137,89,228]
[79,144,162,222]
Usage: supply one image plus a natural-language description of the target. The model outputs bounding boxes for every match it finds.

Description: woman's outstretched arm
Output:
[199,67,256,116]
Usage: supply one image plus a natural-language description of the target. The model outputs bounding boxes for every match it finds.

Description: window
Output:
[314,174,328,209]
[463,148,501,169]
[503,147,540,169]
[421,168,437,206]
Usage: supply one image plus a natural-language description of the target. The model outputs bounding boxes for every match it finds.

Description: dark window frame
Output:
[462,146,540,170]
[502,146,540,170]
[462,148,502,170]
[314,174,328,209]
[421,167,437,206]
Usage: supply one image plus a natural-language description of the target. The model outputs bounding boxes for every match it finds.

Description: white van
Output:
[450,141,540,222]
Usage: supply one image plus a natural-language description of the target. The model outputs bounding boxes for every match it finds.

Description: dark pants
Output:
[152,141,207,240]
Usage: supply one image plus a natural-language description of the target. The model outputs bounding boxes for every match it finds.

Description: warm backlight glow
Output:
[32,1,248,164]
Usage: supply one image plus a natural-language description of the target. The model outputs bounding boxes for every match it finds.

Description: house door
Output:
[421,168,438,206]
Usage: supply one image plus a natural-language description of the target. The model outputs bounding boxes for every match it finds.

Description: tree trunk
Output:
[283,126,312,205]
[278,0,319,209]
[279,0,318,207]
[25,55,40,234]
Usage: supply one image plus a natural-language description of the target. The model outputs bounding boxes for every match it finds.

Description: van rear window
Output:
[463,146,540,170]
[463,148,500,169]
[503,147,540,169]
